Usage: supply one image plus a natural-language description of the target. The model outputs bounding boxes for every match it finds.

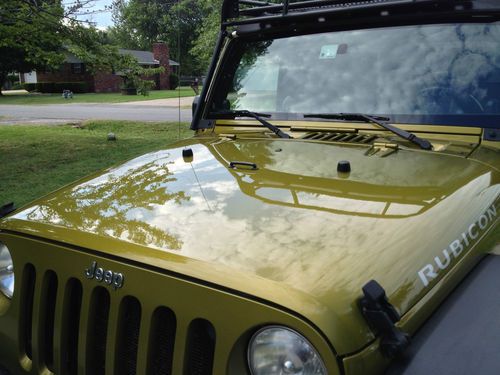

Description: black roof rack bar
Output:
[229,0,396,20]
[240,0,273,6]
[222,0,483,24]
[225,0,418,26]
[283,0,290,15]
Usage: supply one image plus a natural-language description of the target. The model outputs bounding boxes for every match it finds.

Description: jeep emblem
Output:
[85,261,124,290]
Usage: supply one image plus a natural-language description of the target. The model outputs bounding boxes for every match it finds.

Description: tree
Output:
[68,26,165,95]
[0,0,67,93]
[110,0,205,75]
[190,0,221,73]
[0,0,115,92]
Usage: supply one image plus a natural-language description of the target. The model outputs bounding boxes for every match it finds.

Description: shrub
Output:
[23,82,90,93]
[137,80,155,96]
[169,74,179,90]
[7,74,19,84]
[12,83,23,90]
[23,83,37,92]
[36,82,56,93]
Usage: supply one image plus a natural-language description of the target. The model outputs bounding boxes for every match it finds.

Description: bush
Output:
[7,74,19,84]
[169,74,179,90]
[23,82,90,93]
[12,83,23,90]
[23,83,37,92]
[137,80,155,96]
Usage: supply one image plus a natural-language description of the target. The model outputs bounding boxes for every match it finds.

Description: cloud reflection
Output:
[232,23,500,116]
[11,140,499,317]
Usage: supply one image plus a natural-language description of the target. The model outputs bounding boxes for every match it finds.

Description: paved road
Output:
[0,103,193,124]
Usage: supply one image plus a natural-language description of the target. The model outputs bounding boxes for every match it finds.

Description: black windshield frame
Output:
[205,16,500,130]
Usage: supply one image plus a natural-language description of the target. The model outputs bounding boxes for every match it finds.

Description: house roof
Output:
[65,50,179,66]
[119,49,158,65]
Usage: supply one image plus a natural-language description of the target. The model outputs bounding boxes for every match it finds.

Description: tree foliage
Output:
[190,0,221,73]
[0,0,225,91]
[68,26,165,95]
[0,0,67,92]
[110,0,208,75]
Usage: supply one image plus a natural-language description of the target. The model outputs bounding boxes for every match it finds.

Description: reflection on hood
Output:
[11,140,499,313]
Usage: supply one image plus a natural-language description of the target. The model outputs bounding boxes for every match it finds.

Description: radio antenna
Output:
[177,0,181,140]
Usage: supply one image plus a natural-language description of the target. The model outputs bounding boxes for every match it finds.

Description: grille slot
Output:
[115,296,142,375]
[86,287,110,375]
[19,264,36,360]
[184,319,216,375]
[148,307,177,375]
[39,270,58,372]
[61,278,83,375]
[302,131,377,144]
[17,263,218,375]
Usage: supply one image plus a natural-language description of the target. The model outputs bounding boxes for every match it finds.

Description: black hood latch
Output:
[359,280,410,358]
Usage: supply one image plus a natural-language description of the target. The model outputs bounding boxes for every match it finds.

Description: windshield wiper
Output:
[211,110,292,139]
[304,113,432,150]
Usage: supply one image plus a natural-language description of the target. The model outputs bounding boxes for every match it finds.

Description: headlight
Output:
[248,326,327,375]
[0,242,14,299]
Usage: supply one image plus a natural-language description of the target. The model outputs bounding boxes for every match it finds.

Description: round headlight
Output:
[0,243,14,299]
[248,326,327,375]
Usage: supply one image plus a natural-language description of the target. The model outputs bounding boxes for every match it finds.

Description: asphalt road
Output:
[0,103,193,124]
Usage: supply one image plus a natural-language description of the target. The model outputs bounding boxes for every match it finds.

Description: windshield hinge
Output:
[483,128,500,142]
[219,133,237,140]
[0,202,16,219]
[365,142,398,157]
[359,280,410,358]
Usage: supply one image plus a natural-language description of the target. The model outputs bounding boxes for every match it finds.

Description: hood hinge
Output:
[365,142,398,157]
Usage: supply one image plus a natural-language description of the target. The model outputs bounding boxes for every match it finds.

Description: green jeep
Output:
[1,1,499,374]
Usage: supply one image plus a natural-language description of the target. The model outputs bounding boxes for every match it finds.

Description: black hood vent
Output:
[301,131,377,144]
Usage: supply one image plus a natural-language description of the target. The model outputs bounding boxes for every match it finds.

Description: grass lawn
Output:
[0,120,192,208]
[0,87,196,105]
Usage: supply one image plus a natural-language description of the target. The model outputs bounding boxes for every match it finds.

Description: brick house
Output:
[21,42,179,93]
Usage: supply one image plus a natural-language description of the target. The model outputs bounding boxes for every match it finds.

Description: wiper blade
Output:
[211,110,292,139]
[304,113,432,150]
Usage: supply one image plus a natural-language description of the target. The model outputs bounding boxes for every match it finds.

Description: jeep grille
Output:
[18,264,215,375]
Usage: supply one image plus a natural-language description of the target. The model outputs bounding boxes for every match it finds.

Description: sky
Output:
[66,0,114,28]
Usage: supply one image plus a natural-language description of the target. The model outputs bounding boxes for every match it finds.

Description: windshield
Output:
[212,23,500,127]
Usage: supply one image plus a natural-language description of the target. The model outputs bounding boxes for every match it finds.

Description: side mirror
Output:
[192,95,200,117]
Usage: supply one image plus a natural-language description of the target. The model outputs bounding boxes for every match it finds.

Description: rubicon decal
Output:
[85,261,124,290]
[418,205,497,287]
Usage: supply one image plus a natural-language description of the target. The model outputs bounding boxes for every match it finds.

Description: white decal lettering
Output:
[478,215,488,230]
[461,232,470,247]
[435,249,451,270]
[418,264,438,287]
[418,205,497,289]
[468,223,479,239]
[449,240,464,258]
[487,205,497,221]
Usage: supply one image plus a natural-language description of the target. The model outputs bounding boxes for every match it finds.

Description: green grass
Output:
[0,87,196,105]
[0,120,192,207]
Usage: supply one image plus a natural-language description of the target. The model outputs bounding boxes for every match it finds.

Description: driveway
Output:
[114,96,195,107]
[0,98,194,124]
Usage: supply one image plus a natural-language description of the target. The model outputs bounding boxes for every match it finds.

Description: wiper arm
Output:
[211,110,292,139]
[304,113,432,150]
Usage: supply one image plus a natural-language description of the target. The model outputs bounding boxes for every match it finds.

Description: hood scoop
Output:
[301,131,377,144]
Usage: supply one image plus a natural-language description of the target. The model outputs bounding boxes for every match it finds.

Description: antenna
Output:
[177,0,181,140]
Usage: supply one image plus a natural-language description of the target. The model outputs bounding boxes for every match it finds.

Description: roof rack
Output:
[221,0,413,25]
[219,0,500,28]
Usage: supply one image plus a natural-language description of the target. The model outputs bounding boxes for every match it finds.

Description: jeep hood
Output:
[2,137,499,355]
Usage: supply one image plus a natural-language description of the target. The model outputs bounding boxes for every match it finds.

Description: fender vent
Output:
[302,132,377,144]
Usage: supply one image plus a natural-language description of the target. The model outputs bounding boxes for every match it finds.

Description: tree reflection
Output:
[24,157,190,250]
